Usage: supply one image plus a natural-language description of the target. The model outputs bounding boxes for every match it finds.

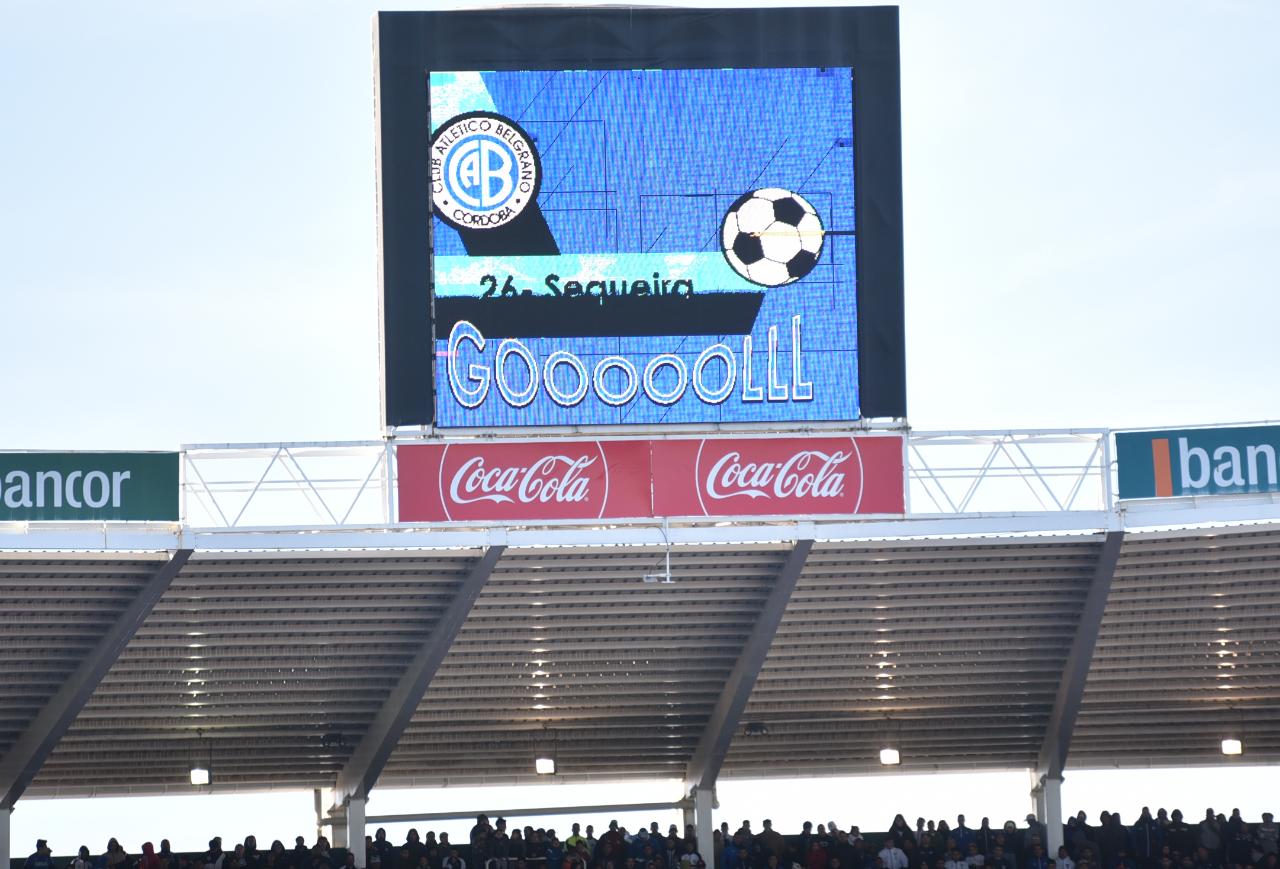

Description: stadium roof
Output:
[2,431,1278,809]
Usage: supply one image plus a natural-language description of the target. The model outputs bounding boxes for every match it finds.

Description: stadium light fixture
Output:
[1222,707,1245,756]
[534,725,557,775]
[190,729,212,786]
[879,715,901,765]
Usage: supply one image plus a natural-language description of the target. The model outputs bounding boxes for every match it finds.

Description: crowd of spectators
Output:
[20,808,1280,869]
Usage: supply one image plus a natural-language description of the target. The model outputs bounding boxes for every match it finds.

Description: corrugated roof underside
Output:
[32,554,479,791]
[723,539,1104,776]
[1074,529,1280,765]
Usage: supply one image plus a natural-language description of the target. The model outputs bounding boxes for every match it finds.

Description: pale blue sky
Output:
[3,0,1280,857]
[3,0,1278,449]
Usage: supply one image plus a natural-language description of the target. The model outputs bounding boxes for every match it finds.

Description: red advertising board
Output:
[397,435,904,523]
[397,439,652,523]
[650,436,904,518]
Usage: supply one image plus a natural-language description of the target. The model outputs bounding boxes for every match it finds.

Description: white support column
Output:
[347,797,367,868]
[331,800,349,849]
[693,787,714,869]
[1031,781,1047,828]
[315,789,325,844]
[1041,776,1063,859]
[1,805,10,869]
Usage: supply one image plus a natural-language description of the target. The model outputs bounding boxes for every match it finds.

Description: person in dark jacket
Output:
[28,840,58,869]
[1224,820,1251,869]
[202,840,226,869]
[1165,814,1195,860]
[1024,847,1049,869]
[890,818,916,847]
[760,821,787,863]
[1025,819,1047,858]
[1191,848,1218,869]
[1098,815,1129,869]
[1133,810,1162,869]
[371,831,395,868]
[902,840,923,869]
[976,822,996,859]
[916,836,940,869]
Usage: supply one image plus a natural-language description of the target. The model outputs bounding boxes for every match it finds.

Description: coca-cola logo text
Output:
[397,435,900,523]
[704,449,851,500]
[448,454,597,505]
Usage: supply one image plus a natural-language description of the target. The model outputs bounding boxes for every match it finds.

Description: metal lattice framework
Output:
[176,431,1112,531]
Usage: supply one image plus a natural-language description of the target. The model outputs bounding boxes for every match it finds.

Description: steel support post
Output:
[1037,531,1123,780]
[332,546,504,807]
[1031,780,1046,827]
[0,549,192,809]
[0,806,10,869]
[315,789,325,843]
[685,541,813,791]
[332,808,348,849]
[347,797,367,868]
[693,787,715,867]
[1041,776,1063,858]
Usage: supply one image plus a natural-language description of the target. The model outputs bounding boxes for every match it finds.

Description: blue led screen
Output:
[429,67,858,427]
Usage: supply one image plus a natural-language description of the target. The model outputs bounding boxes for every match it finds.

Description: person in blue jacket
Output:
[28,840,58,869]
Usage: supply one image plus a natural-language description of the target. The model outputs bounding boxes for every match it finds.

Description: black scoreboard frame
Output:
[375,6,906,429]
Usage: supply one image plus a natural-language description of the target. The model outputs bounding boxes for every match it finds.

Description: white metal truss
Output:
[907,429,1110,514]
[183,441,393,529]
[179,430,1111,531]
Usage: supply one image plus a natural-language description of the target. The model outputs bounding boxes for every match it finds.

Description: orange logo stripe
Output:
[1151,438,1174,497]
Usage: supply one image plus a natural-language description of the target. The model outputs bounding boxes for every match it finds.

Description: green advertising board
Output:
[0,452,179,521]
[1116,426,1280,500]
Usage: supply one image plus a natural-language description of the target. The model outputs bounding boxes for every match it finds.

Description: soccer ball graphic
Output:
[721,188,825,287]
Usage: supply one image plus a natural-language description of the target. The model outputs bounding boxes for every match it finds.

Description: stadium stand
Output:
[15,810,1280,869]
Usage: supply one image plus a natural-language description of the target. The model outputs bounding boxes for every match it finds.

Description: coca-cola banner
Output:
[397,440,652,523]
[651,436,904,518]
[397,435,903,523]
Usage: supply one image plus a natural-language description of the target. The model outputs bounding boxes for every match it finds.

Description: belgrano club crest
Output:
[430,111,542,230]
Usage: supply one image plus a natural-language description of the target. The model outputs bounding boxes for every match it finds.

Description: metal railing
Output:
[181,430,1111,529]
[907,429,1109,515]
[183,441,393,529]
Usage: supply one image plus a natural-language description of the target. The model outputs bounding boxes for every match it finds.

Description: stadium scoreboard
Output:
[376,6,906,430]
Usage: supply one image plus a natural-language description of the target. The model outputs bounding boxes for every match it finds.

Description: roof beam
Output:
[685,539,813,791]
[0,549,193,808]
[332,546,504,804]
[367,801,681,825]
[1036,530,1124,781]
